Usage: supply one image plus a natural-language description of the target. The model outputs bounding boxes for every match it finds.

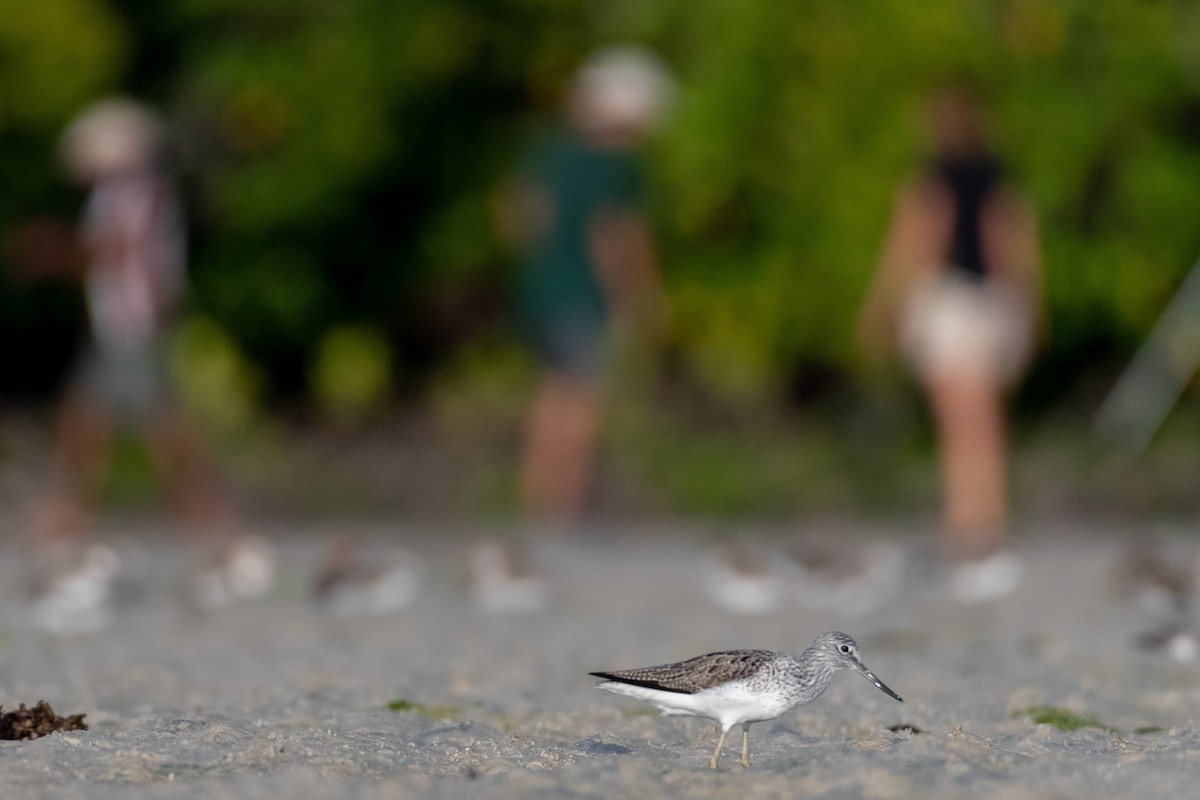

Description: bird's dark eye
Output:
[839,645,851,654]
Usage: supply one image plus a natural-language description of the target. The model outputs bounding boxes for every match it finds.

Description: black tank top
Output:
[935,154,1003,279]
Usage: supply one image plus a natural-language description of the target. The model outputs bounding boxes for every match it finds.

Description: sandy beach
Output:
[2,518,1200,798]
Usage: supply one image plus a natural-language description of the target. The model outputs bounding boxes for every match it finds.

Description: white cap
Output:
[60,97,166,182]
[572,45,675,134]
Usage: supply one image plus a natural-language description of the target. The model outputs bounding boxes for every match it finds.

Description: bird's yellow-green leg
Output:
[710,726,728,769]
[741,723,751,768]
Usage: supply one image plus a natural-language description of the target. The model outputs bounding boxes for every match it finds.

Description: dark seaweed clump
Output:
[0,701,88,740]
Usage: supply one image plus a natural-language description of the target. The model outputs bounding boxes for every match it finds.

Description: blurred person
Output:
[26,97,273,632]
[858,84,1042,602]
[476,46,673,611]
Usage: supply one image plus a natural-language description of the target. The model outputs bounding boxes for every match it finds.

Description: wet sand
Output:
[2,519,1200,798]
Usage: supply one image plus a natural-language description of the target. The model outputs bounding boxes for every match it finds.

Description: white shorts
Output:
[900,271,1033,386]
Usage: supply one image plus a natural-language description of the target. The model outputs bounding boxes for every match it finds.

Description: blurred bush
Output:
[170,314,264,435]
[309,324,393,426]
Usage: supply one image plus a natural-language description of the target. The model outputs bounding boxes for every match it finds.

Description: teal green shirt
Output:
[516,132,644,346]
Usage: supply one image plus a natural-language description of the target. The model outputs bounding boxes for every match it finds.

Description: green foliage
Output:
[170,314,265,434]
[309,323,393,425]
[651,1,1200,399]
[3,1,1200,414]
[0,0,126,133]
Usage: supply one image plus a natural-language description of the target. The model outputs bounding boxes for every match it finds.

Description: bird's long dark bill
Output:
[861,668,902,702]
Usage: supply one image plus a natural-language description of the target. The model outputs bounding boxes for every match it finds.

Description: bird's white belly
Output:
[598,680,791,729]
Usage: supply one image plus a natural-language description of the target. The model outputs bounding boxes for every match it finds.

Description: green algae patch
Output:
[1013,705,1118,733]
[387,699,462,719]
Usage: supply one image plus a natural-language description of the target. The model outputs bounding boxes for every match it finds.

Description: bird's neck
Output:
[785,652,834,703]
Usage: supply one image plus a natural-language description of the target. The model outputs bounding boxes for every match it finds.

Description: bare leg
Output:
[145,404,235,566]
[741,723,751,768]
[709,726,728,770]
[30,387,115,564]
[146,404,274,607]
[519,373,602,524]
[926,370,1008,560]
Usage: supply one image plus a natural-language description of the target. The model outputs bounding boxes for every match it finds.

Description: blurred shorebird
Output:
[312,535,421,616]
[591,631,902,769]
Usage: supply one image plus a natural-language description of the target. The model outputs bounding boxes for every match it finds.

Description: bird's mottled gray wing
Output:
[590,649,775,694]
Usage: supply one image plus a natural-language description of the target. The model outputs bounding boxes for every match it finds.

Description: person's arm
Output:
[588,208,668,340]
[3,217,86,282]
[982,186,1041,310]
[858,176,950,355]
